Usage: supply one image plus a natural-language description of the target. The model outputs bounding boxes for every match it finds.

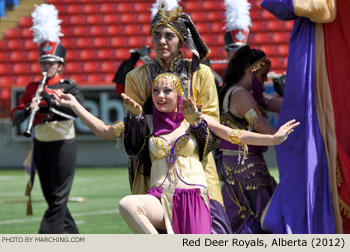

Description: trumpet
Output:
[23,72,48,137]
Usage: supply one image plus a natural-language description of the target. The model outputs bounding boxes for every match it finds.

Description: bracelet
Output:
[128,112,143,120]
[228,129,248,165]
[134,113,143,120]
[228,129,243,145]
[112,121,124,138]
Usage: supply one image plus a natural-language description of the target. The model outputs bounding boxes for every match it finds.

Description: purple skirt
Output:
[148,187,212,234]
[217,152,277,233]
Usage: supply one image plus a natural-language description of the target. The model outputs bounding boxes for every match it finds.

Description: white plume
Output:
[224,0,251,31]
[30,4,63,45]
[151,0,181,19]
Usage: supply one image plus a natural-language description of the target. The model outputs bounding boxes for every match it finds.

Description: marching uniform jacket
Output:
[11,75,83,138]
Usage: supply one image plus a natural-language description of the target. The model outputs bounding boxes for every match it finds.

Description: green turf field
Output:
[0,167,132,234]
[0,166,279,234]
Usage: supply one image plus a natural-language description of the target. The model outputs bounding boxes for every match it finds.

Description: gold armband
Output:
[244,107,261,131]
[112,121,124,138]
[228,129,243,145]
[228,129,248,165]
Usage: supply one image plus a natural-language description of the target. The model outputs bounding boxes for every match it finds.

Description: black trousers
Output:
[34,139,79,234]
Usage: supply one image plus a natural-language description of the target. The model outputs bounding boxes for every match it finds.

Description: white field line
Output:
[0,209,119,225]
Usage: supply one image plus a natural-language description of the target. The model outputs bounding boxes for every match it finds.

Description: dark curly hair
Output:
[218,45,266,111]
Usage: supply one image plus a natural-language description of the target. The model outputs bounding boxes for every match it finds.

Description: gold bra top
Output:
[148,132,207,189]
[149,133,200,162]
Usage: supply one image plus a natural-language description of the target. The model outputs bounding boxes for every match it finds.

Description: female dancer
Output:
[216,45,283,233]
[53,71,298,233]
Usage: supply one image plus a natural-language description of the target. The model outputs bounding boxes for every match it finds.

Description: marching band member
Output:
[10,4,83,234]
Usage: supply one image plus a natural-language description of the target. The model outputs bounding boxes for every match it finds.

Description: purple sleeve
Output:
[261,0,296,20]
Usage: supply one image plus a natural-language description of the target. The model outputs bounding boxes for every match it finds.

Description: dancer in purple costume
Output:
[118,72,296,234]
[53,71,298,234]
[217,45,283,233]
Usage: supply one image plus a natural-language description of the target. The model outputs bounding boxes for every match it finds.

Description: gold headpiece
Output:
[158,2,182,25]
[250,56,271,73]
[150,0,184,42]
[152,73,184,96]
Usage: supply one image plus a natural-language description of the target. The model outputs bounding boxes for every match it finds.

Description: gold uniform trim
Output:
[202,126,210,160]
[155,54,183,72]
[34,120,75,141]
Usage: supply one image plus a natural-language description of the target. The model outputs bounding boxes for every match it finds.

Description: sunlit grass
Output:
[0,163,280,234]
[0,167,132,234]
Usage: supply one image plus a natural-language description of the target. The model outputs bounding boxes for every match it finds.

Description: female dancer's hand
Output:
[273,119,300,144]
[121,93,142,116]
[180,97,203,126]
[53,89,77,108]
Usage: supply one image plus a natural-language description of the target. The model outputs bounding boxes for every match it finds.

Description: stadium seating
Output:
[0,0,292,118]
[15,75,33,85]
[72,26,90,37]
[65,62,82,74]
[0,76,15,85]
[100,61,117,73]
[64,50,79,61]
[92,37,109,48]
[203,1,222,11]
[183,1,201,12]
[87,73,104,84]
[4,27,20,38]
[69,74,86,84]
[75,37,91,49]
[100,3,115,14]
[0,63,10,75]
[80,50,96,61]
[18,15,31,26]
[26,50,39,62]
[97,49,114,60]
[86,15,104,25]
[196,23,211,34]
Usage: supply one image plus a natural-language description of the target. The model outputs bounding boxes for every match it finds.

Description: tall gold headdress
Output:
[150,0,210,72]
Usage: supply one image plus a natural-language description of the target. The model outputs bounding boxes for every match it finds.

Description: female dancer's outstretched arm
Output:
[53,90,116,139]
[180,97,299,146]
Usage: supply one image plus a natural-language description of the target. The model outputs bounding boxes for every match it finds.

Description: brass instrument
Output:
[23,72,48,137]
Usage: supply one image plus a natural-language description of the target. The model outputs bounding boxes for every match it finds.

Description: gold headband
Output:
[250,56,271,73]
[152,73,184,95]
[151,23,184,43]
